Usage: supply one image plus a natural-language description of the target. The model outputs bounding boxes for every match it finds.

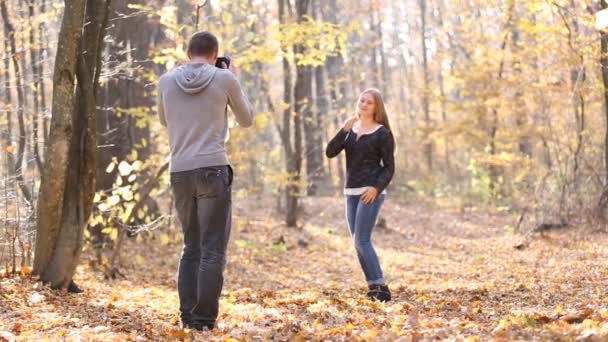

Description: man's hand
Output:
[361,187,379,204]
[224,59,236,75]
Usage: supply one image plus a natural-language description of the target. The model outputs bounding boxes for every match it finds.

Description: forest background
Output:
[2,0,608,340]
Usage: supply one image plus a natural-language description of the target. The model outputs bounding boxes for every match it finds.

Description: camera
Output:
[215,56,231,69]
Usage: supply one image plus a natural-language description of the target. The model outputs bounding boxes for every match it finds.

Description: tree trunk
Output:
[419,0,433,172]
[322,0,346,188]
[293,0,319,196]
[299,62,318,195]
[511,21,531,158]
[34,0,110,290]
[314,64,331,194]
[1,1,13,177]
[435,0,451,173]
[39,0,49,144]
[371,1,387,97]
[368,4,380,88]
[597,0,608,219]
[559,2,585,191]
[28,0,44,173]
[0,0,33,205]
[95,0,159,223]
[279,0,299,227]
[488,0,515,195]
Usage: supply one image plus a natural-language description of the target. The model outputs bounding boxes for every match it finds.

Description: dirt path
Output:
[2,196,608,341]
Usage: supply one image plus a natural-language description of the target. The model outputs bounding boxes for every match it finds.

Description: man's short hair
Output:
[187,31,218,57]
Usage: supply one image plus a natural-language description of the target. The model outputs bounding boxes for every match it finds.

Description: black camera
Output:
[215,56,231,69]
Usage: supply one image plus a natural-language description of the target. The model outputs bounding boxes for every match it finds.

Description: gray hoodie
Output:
[157,62,254,173]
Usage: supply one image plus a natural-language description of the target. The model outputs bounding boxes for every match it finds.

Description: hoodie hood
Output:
[174,62,217,94]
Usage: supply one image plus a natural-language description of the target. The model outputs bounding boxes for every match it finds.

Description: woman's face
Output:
[357,93,376,119]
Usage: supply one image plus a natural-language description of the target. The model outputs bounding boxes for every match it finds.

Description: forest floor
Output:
[2,194,608,341]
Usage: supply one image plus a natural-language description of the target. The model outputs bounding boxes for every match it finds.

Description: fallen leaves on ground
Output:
[1,196,608,341]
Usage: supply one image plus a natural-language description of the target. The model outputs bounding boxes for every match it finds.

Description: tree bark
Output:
[39,0,49,144]
[558,2,585,189]
[370,1,387,97]
[419,0,433,172]
[600,0,608,199]
[95,0,160,225]
[0,0,33,205]
[322,0,346,188]
[28,0,44,173]
[510,15,532,158]
[487,0,515,195]
[435,0,451,173]
[34,0,110,290]
[368,4,380,88]
[293,0,320,196]
[279,0,300,227]
[314,64,331,193]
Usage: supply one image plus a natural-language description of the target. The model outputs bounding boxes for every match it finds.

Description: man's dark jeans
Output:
[170,165,233,327]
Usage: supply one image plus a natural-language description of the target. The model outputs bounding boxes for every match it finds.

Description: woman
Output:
[325,88,395,302]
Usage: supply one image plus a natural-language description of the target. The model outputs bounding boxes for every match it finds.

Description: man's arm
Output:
[226,74,254,127]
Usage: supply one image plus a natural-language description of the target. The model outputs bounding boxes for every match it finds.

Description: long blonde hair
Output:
[359,88,392,131]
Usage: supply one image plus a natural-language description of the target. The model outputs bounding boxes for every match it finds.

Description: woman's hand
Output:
[342,116,357,132]
[361,187,379,204]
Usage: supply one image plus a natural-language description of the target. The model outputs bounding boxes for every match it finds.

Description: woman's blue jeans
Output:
[345,194,386,285]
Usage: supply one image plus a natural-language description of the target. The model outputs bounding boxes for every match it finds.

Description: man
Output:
[157,31,254,330]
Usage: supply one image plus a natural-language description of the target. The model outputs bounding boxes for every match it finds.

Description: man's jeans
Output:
[345,194,386,285]
[170,165,233,326]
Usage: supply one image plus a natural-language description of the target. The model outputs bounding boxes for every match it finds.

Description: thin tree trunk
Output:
[601,1,608,186]
[300,62,318,195]
[557,3,585,191]
[419,0,433,172]
[487,0,515,195]
[28,0,43,173]
[314,65,330,191]
[1,1,13,178]
[369,4,380,88]
[323,0,346,188]
[394,0,409,116]
[297,0,322,196]
[435,0,450,173]
[373,2,388,98]
[279,0,299,227]
[597,0,608,218]
[511,22,531,158]
[40,0,49,143]
[294,0,318,196]
[288,2,307,217]
[95,0,160,226]
[0,0,33,205]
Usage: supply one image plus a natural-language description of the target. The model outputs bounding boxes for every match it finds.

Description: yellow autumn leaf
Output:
[118,161,133,176]
[363,329,379,340]
[160,233,170,246]
[107,195,120,207]
[105,162,115,173]
[132,160,143,171]
[19,267,32,277]
[110,228,118,241]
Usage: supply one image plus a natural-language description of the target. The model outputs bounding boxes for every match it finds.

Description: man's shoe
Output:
[67,281,84,293]
[366,284,391,302]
